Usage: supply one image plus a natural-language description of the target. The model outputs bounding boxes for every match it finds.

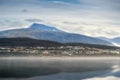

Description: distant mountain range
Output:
[0,23,113,46]
[98,37,120,46]
[111,37,120,45]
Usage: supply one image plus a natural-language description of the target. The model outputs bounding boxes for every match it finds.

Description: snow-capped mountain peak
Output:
[29,23,61,32]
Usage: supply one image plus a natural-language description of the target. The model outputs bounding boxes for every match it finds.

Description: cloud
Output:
[62,21,78,25]
[43,0,80,4]
[0,0,120,38]
[0,18,28,31]
[22,9,28,13]
[25,18,44,23]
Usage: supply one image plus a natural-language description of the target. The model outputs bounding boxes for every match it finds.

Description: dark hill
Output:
[0,38,119,49]
[0,38,62,47]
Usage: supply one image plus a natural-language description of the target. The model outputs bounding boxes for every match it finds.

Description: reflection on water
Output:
[0,57,120,80]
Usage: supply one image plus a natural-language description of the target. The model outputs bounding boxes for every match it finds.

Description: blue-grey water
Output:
[0,57,120,80]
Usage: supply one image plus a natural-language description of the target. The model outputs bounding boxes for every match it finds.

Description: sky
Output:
[0,0,120,38]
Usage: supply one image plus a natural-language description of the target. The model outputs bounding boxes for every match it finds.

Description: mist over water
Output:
[0,57,120,80]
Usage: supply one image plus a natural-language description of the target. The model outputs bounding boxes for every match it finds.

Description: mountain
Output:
[29,23,62,32]
[0,23,113,46]
[97,37,110,41]
[111,37,120,44]
[98,37,120,47]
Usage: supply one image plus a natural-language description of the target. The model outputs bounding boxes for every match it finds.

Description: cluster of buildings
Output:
[0,46,120,56]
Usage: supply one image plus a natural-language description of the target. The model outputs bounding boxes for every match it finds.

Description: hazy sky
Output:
[0,0,120,38]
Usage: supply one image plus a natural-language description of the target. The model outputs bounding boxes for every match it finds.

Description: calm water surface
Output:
[0,57,120,80]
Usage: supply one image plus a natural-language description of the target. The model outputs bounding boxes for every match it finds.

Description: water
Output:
[0,57,120,80]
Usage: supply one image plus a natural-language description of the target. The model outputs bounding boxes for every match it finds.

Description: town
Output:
[0,45,120,56]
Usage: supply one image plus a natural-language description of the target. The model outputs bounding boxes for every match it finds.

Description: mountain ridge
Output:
[98,37,120,46]
[0,23,113,46]
[111,37,120,44]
